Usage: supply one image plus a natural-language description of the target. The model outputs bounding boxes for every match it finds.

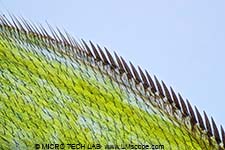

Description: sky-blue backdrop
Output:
[1,0,224,130]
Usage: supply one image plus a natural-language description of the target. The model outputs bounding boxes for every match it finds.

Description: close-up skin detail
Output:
[0,14,224,150]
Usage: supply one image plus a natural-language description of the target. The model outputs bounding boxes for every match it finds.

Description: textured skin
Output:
[0,17,223,150]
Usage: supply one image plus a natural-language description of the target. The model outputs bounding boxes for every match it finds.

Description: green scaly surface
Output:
[0,26,219,150]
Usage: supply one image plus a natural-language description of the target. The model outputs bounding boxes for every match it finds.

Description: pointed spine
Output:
[81,39,94,57]
[194,106,205,130]
[105,48,117,68]
[120,57,133,79]
[154,76,164,97]
[161,81,173,104]
[221,126,225,147]
[204,111,213,137]
[178,93,189,117]
[211,117,221,144]
[145,71,157,93]
[186,100,197,126]
[90,41,101,61]
[170,87,181,110]
[138,66,149,89]
[114,52,125,74]
[130,62,141,83]
[97,45,109,65]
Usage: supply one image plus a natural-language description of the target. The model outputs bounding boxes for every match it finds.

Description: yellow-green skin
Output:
[0,26,219,149]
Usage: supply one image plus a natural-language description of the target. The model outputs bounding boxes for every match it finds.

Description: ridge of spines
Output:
[0,14,224,148]
[78,42,225,148]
